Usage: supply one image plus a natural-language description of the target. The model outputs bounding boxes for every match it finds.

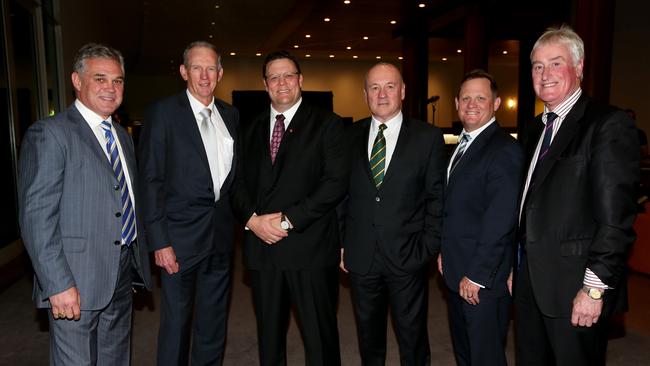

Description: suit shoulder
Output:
[214,97,235,110]
[407,118,443,138]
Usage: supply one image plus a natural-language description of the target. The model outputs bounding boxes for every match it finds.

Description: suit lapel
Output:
[447,122,499,187]
[357,119,374,184]
[530,96,586,192]
[114,124,138,192]
[272,102,307,170]
[68,105,115,176]
[380,118,409,188]
[215,100,237,195]
[176,94,212,175]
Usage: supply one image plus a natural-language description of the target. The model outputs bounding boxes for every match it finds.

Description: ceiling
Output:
[77,0,570,75]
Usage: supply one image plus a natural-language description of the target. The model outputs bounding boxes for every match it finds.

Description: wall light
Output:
[506,98,517,110]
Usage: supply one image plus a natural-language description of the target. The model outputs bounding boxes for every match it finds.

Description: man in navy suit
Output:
[341,62,446,365]
[139,41,239,365]
[438,70,523,366]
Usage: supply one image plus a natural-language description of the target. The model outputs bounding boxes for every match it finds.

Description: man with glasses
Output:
[232,50,349,366]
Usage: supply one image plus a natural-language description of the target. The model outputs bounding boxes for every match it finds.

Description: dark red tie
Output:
[270,114,285,163]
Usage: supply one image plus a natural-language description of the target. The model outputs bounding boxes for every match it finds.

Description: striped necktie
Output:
[370,123,387,188]
[450,132,471,173]
[101,121,136,246]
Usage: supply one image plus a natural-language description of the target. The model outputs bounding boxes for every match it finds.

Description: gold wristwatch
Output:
[582,286,604,300]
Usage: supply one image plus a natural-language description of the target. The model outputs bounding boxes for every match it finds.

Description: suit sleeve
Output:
[18,122,76,300]
[587,110,639,287]
[284,114,351,232]
[139,104,171,251]
[421,128,447,256]
[466,141,524,288]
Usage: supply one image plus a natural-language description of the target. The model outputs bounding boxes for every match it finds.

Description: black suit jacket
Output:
[520,94,639,317]
[231,102,349,270]
[342,117,446,276]
[442,122,523,297]
[139,92,239,271]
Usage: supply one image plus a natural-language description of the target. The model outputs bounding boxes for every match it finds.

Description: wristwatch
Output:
[582,286,604,300]
[280,214,291,231]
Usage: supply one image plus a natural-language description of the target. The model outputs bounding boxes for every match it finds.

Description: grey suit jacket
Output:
[18,104,152,310]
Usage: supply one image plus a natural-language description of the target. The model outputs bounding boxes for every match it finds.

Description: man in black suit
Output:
[515,25,639,365]
[340,62,446,365]
[438,70,522,366]
[231,51,348,366]
[139,41,239,365]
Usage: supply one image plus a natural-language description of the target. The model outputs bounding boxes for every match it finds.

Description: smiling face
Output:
[180,46,222,106]
[455,77,500,132]
[364,64,405,123]
[71,57,124,119]
[263,58,303,113]
[531,42,583,110]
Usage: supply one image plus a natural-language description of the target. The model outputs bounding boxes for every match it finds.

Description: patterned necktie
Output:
[370,123,387,188]
[530,112,558,182]
[199,108,220,201]
[270,114,285,163]
[449,132,471,173]
[100,121,136,246]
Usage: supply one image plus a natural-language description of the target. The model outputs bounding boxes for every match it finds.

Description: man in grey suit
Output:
[18,43,151,365]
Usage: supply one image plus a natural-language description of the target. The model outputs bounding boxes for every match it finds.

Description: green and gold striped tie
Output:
[370,123,387,188]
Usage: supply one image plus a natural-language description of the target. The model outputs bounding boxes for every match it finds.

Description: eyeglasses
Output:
[265,72,300,85]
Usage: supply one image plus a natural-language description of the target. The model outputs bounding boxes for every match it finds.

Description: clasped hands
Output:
[247,212,288,245]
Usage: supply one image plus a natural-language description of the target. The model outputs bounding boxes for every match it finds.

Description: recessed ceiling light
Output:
[329,54,335,58]
[442,57,448,61]
[170,60,174,63]
[418,3,425,8]
[211,21,215,25]
[457,49,462,53]
[306,54,311,58]
[215,4,220,8]
[294,45,299,48]
[209,35,213,39]
[230,52,236,56]
[305,34,311,38]
[346,46,351,50]
[398,56,403,60]
[390,20,397,24]
[324,17,330,22]
[363,36,369,40]
[255,53,262,56]
[353,55,358,59]
[344,0,351,4]
[502,50,508,55]
[376,56,381,59]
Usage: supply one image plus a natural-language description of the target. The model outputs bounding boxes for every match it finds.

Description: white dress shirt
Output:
[367,112,403,172]
[186,90,234,200]
[269,97,302,139]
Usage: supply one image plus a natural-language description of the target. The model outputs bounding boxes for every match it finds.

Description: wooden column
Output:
[400,3,428,121]
[463,3,488,72]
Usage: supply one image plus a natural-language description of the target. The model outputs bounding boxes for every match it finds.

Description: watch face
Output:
[281,221,289,230]
[589,288,602,300]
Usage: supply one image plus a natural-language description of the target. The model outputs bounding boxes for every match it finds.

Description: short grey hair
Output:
[72,43,124,75]
[182,41,222,69]
[530,24,584,68]
[364,62,403,90]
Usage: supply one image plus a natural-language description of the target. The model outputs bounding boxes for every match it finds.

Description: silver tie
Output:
[199,108,220,201]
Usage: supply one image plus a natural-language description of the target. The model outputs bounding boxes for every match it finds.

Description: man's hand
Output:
[50,287,81,320]
[155,246,180,274]
[459,276,480,305]
[437,254,443,275]
[507,269,513,296]
[247,213,288,244]
[571,289,603,327]
[339,248,348,273]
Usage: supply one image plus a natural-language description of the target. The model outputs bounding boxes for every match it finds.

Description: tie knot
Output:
[378,123,387,132]
[546,112,558,125]
[460,132,470,143]
[200,108,212,120]
[276,114,286,122]
[101,120,112,132]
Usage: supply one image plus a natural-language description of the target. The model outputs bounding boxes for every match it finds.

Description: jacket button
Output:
[114,240,121,245]
[115,212,122,217]
[375,196,381,202]
[113,185,120,190]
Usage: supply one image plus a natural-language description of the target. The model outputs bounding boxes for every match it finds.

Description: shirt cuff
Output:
[583,268,611,289]
[467,278,485,289]
[244,213,257,231]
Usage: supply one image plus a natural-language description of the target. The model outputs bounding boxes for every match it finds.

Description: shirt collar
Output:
[543,87,582,123]
[371,112,403,135]
[271,97,302,123]
[75,99,113,128]
[462,117,495,140]
[186,89,215,117]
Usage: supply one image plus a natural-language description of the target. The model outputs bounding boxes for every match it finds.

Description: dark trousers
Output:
[49,245,133,366]
[249,267,341,366]
[514,256,608,366]
[447,291,510,366]
[349,253,430,366]
[157,252,232,366]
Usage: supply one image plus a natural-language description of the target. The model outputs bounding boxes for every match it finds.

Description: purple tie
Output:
[270,114,285,163]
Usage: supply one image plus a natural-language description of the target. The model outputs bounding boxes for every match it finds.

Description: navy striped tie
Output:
[101,121,136,246]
